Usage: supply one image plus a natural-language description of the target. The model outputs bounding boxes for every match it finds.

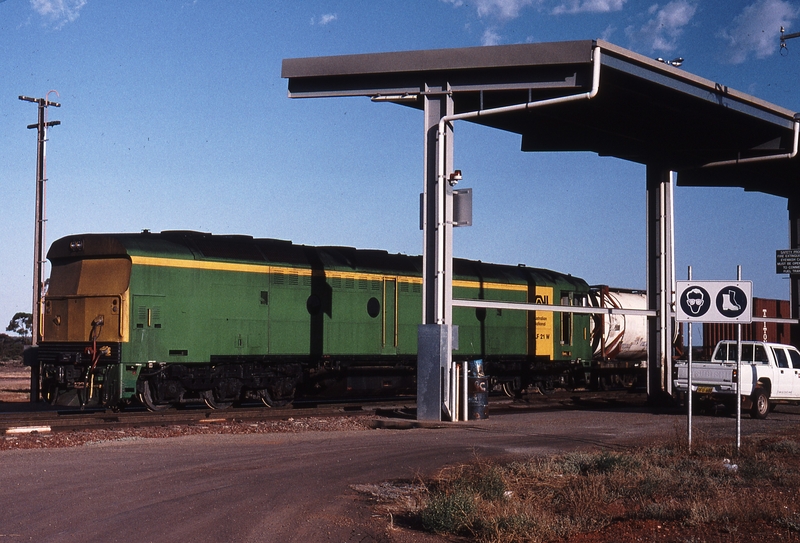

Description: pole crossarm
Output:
[19,95,61,107]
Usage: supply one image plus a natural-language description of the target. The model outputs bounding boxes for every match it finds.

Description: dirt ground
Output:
[0,356,29,403]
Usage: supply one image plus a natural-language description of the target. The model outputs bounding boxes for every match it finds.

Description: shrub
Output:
[420,488,476,534]
[411,435,800,542]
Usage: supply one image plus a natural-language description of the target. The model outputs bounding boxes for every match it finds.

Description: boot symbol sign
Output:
[716,286,747,319]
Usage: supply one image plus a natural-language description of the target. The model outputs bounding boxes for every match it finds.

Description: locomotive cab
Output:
[39,237,131,407]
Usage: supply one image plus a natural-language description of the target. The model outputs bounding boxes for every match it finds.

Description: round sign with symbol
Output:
[716,286,747,319]
[679,285,710,318]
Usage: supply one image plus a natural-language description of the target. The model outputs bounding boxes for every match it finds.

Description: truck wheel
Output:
[750,388,770,419]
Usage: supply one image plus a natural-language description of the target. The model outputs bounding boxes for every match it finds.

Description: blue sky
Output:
[3,0,800,331]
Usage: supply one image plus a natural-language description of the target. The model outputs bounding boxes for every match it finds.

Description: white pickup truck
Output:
[673,340,800,419]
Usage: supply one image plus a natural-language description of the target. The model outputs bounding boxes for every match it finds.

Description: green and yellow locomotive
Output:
[35,231,592,409]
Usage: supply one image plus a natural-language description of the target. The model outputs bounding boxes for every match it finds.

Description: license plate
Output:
[696,386,713,394]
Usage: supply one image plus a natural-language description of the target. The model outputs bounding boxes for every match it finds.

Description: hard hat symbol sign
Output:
[679,286,710,317]
[716,286,747,319]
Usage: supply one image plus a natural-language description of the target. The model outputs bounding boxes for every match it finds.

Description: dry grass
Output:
[394,436,800,542]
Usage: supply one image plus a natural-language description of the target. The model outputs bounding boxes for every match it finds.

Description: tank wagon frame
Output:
[35,231,593,410]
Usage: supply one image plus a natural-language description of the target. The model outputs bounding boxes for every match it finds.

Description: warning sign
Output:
[776,249,800,274]
[676,281,752,323]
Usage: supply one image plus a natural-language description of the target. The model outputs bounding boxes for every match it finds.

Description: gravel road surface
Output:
[2,405,797,542]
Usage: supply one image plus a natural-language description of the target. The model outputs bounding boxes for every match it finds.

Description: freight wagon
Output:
[33,231,593,410]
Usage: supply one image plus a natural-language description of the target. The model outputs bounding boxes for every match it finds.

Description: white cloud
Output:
[482,27,502,45]
[600,24,617,41]
[552,0,626,15]
[475,0,537,20]
[30,0,87,28]
[717,0,799,64]
[311,13,337,26]
[625,1,697,53]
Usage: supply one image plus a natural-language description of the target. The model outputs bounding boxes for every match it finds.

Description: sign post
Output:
[676,276,752,452]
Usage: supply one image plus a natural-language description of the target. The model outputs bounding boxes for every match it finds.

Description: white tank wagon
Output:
[588,286,648,389]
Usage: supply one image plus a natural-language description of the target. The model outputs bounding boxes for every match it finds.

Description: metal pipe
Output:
[687,266,693,452]
[736,265,742,453]
[452,297,657,316]
[701,119,800,168]
[435,45,603,323]
[450,359,458,421]
[461,360,468,421]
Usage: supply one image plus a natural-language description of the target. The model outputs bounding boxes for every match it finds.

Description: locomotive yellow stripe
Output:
[130,256,528,293]
[453,279,527,292]
[131,255,279,274]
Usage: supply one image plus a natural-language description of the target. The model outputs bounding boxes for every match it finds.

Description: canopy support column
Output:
[788,195,800,349]
[418,85,455,421]
[646,166,675,403]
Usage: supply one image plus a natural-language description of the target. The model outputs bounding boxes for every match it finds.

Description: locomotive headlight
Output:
[69,239,84,252]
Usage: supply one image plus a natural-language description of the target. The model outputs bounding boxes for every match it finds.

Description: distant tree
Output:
[6,312,32,342]
[0,333,24,361]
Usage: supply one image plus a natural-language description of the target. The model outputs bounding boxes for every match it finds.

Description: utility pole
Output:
[780,26,800,54]
[19,93,60,349]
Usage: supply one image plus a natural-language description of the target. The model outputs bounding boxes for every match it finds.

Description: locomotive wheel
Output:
[138,380,169,412]
[502,383,516,398]
[258,387,294,408]
[535,381,555,395]
[201,389,233,410]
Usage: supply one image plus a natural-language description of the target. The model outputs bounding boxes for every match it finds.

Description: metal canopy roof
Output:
[282,39,800,199]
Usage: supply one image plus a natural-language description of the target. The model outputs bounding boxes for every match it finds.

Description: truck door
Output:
[788,349,800,398]
[771,347,797,397]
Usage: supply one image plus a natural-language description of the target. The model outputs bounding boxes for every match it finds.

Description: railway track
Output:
[0,398,416,435]
[0,388,648,435]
